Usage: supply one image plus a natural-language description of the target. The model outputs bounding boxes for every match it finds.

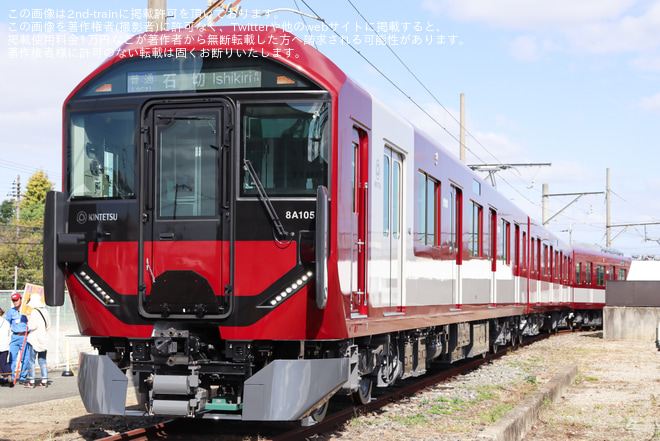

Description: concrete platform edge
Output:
[475,363,578,441]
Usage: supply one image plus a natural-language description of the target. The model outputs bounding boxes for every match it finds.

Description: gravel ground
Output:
[315,331,660,441]
[1,331,658,441]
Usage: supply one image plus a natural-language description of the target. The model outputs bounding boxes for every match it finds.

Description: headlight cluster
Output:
[78,270,115,305]
[265,270,314,308]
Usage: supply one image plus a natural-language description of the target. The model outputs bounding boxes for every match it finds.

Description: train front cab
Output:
[42,27,364,421]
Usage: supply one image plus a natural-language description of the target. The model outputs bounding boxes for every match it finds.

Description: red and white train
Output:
[43,26,630,422]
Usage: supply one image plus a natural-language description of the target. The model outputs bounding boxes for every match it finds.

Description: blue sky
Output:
[1,0,659,258]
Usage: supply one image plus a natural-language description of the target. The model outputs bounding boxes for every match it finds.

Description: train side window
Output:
[513,224,519,270]
[488,209,497,261]
[469,201,483,257]
[551,248,555,278]
[556,252,561,281]
[522,231,527,270]
[618,267,626,280]
[384,149,402,239]
[383,154,390,236]
[393,159,401,239]
[416,171,438,247]
[449,185,463,262]
[501,219,510,265]
[585,262,592,285]
[576,262,581,284]
[596,265,605,286]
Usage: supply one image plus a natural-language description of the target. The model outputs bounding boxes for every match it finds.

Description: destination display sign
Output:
[127,68,262,93]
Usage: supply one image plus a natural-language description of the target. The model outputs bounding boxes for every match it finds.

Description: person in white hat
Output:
[26,294,51,388]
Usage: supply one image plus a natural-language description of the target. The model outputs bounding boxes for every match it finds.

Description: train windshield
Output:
[67,110,136,199]
[241,101,330,198]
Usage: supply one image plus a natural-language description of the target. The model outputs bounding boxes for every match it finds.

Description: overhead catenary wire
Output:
[338,1,636,231]
[332,1,543,208]
[297,0,470,155]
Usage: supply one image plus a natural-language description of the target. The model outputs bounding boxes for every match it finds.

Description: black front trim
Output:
[71,261,313,328]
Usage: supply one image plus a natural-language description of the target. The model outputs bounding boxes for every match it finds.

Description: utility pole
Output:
[606,168,611,248]
[8,175,20,237]
[148,0,167,31]
[460,93,466,163]
[542,183,549,226]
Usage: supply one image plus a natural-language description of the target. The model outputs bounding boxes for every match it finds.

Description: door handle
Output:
[159,232,175,240]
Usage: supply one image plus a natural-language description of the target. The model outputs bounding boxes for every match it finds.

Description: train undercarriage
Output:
[78,309,599,422]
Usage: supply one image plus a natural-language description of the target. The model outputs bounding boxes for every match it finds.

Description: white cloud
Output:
[465,131,526,164]
[423,0,660,56]
[535,160,600,186]
[494,114,518,129]
[638,92,660,113]
[509,35,541,62]
[632,55,660,71]
[566,1,660,53]
[423,0,638,30]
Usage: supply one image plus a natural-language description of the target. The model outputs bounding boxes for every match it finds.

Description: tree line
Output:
[0,170,54,290]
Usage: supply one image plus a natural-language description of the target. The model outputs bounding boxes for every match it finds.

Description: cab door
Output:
[139,102,232,319]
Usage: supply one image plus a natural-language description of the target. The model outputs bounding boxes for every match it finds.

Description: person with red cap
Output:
[5,293,30,385]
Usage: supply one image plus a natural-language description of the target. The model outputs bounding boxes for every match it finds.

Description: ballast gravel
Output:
[316,331,660,441]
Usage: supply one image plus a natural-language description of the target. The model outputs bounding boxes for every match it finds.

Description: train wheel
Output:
[352,377,373,405]
[311,401,328,423]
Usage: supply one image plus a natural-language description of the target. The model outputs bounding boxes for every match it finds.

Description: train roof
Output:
[65,25,348,103]
[571,245,631,263]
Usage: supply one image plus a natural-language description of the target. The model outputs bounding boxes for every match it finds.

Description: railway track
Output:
[99,332,554,441]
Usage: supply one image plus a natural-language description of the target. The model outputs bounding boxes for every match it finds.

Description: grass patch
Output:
[479,404,514,423]
[525,375,539,386]
[473,384,505,402]
[399,413,429,426]
[428,397,469,414]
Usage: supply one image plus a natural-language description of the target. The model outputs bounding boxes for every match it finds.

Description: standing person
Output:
[0,307,11,384]
[26,294,51,387]
[6,293,30,385]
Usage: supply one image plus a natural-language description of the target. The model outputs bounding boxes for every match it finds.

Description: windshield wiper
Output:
[243,159,291,240]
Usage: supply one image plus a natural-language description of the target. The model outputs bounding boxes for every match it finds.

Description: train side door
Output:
[351,127,369,316]
[383,147,404,312]
[139,103,232,319]
[450,185,463,309]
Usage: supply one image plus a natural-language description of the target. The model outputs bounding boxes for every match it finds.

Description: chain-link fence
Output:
[1,289,92,374]
[0,267,43,291]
